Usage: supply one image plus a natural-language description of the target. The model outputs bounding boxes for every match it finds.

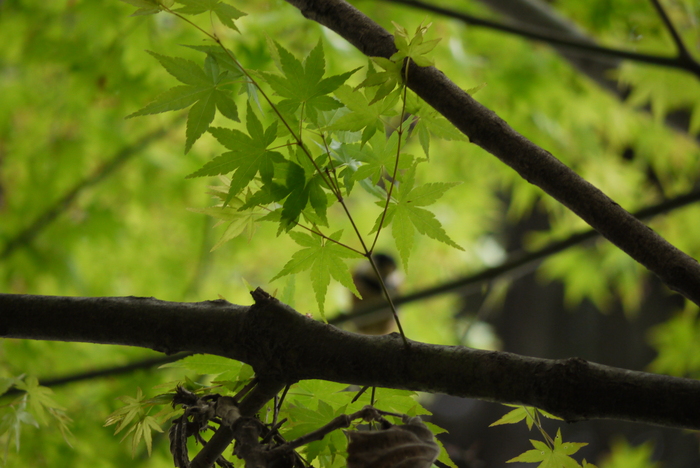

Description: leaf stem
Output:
[370,59,410,254]
[367,253,408,346]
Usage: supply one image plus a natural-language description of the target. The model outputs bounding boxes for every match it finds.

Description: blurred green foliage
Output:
[1,0,699,466]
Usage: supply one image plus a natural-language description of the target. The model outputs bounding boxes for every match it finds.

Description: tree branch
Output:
[3,290,700,431]
[14,189,700,393]
[400,0,700,139]
[332,187,700,326]
[649,0,694,63]
[0,118,182,261]
[191,378,286,468]
[379,0,700,77]
[284,0,700,306]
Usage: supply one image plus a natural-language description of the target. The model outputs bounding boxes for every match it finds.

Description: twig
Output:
[330,188,700,326]
[380,0,700,77]
[650,0,694,61]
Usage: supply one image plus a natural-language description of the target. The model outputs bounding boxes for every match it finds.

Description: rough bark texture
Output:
[282,0,700,305]
[3,291,700,431]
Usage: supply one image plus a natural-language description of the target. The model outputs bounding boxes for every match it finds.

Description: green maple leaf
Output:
[0,399,39,452]
[127,51,240,153]
[14,376,67,426]
[327,84,399,145]
[119,0,165,16]
[507,429,587,468]
[490,405,562,429]
[356,58,404,104]
[263,40,359,124]
[349,132,413,186]
[391,22,441,67]
[404,94,469,157]
[173,0,246,31]
[271,231,363,317]
[185,44,245,76]
[188,196,264,249]
[186,103,284,205]
[371,165,462,270]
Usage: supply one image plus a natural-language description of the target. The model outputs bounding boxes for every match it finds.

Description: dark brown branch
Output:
[16,189,700,393]
[284,0,700,306]
[1,352,191,397]
[380,0,700,77]
[332,188,700,325]
[191,378,286,468]
[649,0,694,62]
[3,291,700,431]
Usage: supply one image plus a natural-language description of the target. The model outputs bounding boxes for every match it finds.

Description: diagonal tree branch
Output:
[332,187,700,326]
[2,290,700,431]
[380,0,700,77]
[284,0,700,306]
[380,0,700,141]
[649,0,694,62]
[0,118,182,261]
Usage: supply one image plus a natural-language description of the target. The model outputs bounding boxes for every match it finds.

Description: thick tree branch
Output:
[284,0,700,306]
[2,291,700,431]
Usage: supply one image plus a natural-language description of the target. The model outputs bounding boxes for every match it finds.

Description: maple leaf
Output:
[349,132,413,186]
[490,405,562,430]
[127,51,240,153]
[188,197,264,249]
[507,429,587,468]
[173,0,246,32]
[186,103,284,205]
[404,94,469,157]
[391,22,441,67]
[262,40,359,124]
[371,164,462,270]
[355,58,404,104]
[271,231,363,317]
[119,0,165,16]
[327,84,399,145]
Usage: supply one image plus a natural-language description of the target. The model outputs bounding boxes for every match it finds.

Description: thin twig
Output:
[650,0,693,61]
[330,187,700,326]
[0,120,181,260]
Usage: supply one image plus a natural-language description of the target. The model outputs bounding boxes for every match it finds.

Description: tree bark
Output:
[2,290,700,431]
[282,0,700,306]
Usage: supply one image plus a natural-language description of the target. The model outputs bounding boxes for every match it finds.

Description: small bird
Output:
[350,253,402,335]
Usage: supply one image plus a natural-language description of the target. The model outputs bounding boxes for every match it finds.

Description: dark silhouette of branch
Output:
[379,0,700,139]
[1,352,191,397]
[378,0,700,77]
[0,118,182,261]
[332,187,700,325]
[17,189,700,393]
[650,0,694,63]
[284,0,700,306]
[3,290,700,431]
[191,377,286,468]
